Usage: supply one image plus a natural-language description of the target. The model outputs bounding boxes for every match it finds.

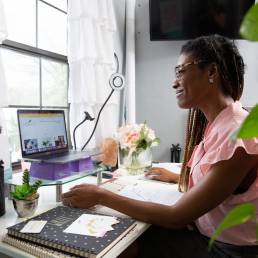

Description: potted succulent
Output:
[10,169,42,218]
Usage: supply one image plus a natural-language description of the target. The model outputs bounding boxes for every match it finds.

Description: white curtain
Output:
[123,0,136,125]
[114,0,136,126]
[0,0,7,42]
[68,0,119,150]
[0,0,8,132]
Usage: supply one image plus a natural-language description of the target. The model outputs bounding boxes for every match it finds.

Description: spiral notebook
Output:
[4,206,136,258]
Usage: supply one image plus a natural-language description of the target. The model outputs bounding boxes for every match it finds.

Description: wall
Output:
[135,0,187,162]
[113,0,125,70]
[237,40,258,107]
[135,0,258,162]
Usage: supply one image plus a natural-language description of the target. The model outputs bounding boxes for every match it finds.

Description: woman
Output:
[62,35,258,257]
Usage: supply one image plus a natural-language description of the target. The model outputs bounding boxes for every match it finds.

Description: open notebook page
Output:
[95,175,183,217]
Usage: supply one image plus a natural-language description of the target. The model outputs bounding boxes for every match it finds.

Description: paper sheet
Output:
[63,214,119,237]
[20,220,47,233]
[97,165,183,216]
[118,180,182,205]
[101,175,183,206]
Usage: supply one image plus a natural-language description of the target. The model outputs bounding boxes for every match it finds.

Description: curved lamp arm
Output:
[81,53,125,151]
[73,112,94,150]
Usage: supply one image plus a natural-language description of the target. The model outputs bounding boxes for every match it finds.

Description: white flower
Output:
[118,123,160,151]
[148,128,156,140]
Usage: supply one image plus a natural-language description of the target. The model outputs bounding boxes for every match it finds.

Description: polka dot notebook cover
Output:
[5,206,136,258]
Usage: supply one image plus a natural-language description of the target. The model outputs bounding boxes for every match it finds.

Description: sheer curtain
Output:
[123,0,136,125]
[68,0,120,150]
[114,0,136,126]
[0,0,8,131]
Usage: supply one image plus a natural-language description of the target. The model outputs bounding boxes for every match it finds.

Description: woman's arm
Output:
[62,147,257,228]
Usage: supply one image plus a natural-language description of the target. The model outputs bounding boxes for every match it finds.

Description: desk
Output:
[0,166,182,258]
[0,176,150,258]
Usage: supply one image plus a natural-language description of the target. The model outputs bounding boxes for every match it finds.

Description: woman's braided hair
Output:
[178,34,245,192]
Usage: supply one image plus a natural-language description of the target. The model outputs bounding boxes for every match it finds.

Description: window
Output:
[0,0,68,163]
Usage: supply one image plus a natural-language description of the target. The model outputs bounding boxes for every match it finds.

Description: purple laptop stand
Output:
[30,157,94,180]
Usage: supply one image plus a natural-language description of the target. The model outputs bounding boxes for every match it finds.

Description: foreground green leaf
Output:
[209,203,256,250]
[233,104,258,139]
[240,3,258,41]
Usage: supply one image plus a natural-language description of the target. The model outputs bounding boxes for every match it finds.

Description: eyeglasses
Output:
[174,60,206,80]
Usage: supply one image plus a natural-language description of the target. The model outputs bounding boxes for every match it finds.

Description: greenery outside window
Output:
[0,0,69,165]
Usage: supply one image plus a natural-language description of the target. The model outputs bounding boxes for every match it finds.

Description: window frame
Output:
[0,0,69,168]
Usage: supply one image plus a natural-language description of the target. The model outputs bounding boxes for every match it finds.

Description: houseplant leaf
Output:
[208,203,256,250]
[240,3,258,41]
[11,184,32,200]
[233,104,258,139]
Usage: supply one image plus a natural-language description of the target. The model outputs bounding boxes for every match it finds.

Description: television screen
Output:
[149,0,255,40]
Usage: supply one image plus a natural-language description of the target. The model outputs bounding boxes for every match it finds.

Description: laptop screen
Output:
[17,110,69,158]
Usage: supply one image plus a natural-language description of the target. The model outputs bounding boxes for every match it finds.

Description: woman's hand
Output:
[61,184,104,209]
[145,167,179,183]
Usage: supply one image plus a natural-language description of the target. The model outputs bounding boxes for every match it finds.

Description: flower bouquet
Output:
[117,123,160,175]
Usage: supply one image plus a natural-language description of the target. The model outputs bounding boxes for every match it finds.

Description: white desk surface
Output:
[0,176,149,258]
[0,164,181,258]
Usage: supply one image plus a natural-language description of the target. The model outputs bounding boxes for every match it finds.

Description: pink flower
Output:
[124,132,139,145]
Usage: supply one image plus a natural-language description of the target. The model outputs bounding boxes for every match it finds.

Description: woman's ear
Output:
[208,63,218,84]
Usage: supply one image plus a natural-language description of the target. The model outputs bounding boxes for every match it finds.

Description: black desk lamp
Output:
[73,112,94,150]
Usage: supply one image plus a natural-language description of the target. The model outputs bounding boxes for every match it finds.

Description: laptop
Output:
[17,109,94,163]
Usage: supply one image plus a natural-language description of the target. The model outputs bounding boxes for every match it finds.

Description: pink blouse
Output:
[188,101,258,245]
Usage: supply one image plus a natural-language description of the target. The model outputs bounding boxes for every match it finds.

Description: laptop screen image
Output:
[17,110,69,158]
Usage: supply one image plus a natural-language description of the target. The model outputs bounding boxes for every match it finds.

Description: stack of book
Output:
[4,205,136,258]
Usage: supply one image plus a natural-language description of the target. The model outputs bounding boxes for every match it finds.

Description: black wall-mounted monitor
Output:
[149,0,255,41]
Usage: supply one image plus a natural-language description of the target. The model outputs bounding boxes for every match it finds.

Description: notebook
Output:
[4,206,136,258]
[17,109,95,163]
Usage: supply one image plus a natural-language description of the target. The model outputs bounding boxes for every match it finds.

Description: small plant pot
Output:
[12,196,39,218]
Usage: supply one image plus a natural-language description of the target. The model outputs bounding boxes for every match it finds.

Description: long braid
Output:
[178,109,193,192]
[179,109,207,192]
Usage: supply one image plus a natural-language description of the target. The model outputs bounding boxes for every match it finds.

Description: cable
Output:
[80,52,123,151]
[81,89,114,151]
[73,112,94,150]
[114,52,119,73]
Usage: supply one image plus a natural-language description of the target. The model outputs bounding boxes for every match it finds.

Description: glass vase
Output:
[118,147,152,175]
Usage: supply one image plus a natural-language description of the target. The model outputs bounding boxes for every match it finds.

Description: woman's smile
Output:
[175,88,184,98]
